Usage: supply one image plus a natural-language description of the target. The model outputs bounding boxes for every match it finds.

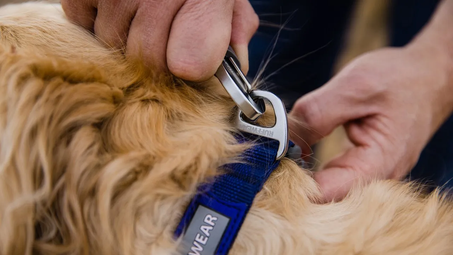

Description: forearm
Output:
[407,0,453,131]
[419,0,453,58]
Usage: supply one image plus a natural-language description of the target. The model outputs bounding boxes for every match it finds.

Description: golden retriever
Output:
[0,2,452,255]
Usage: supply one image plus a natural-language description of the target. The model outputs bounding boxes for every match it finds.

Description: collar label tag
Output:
[174,136,282,254]
[181,205,230,255]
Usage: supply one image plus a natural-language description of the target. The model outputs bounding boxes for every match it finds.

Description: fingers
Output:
[230,0,260,75]
[314,140,386,202]
[63,0,257,81]
[61,0,97,30]
[314,167,358,202]
[94,0,139,49]
[126,0,185,71]
[167,0,235,81]
[289,73,378,148]
[62,0,137,49]
[289,86,351,149]
[289,69,389,202]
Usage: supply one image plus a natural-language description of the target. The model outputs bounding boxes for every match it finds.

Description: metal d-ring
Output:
[234,90,289,160]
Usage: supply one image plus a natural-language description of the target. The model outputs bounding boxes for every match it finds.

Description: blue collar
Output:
[174,134,282,255]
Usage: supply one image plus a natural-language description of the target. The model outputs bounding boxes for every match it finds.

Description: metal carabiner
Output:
[215,47,289,160]
[215,47,264,121]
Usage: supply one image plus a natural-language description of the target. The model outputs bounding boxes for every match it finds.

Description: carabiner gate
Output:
[215,47,289,160]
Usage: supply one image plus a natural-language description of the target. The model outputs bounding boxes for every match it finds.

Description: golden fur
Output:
[0,2,453,255]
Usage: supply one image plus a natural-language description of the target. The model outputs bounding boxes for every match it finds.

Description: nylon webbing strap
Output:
[174,135,280,255]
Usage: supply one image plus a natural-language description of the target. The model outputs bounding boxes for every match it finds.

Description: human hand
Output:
[61,0,259,81]
[289,45,453,202]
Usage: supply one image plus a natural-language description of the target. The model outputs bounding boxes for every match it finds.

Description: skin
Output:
[61,0,259,81]
[290,0,453,202]
[62,0,453,203]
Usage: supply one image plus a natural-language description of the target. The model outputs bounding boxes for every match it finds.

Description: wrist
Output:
[406,1,453,129]
[402,43,453,138]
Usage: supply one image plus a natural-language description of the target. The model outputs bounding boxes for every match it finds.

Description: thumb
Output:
[314,128,386,202]
[230,0,260,75]
[167,0,234,81]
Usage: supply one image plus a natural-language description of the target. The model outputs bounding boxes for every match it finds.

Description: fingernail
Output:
[231,44,249,75]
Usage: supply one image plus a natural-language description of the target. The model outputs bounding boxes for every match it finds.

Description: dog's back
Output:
[0,2,453,255]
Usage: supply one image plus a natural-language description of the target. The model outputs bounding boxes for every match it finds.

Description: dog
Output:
[0,2,453,255]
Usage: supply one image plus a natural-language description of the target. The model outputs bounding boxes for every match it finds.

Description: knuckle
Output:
[250,12,260,33]
[168,59,211,81]
[293,95,322,132]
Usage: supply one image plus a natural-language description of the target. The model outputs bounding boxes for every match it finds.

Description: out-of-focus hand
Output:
[290,45,453,202]
[61,0,259,81]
